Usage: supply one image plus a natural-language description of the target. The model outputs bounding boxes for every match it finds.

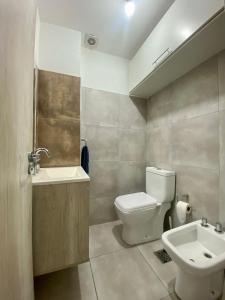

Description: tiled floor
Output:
[35,221,178,300]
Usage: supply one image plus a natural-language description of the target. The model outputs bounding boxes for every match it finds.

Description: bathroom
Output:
[1,0,225,299]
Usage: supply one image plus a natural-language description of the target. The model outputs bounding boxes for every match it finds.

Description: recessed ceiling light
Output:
[125,0,135,17]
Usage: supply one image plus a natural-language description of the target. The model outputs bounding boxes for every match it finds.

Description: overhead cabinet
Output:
[129,0,225,98]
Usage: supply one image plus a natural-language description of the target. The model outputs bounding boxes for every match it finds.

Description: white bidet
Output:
[162,220,225,300]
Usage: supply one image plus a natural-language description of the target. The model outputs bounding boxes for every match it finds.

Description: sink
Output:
[46,167,81,179]
[162,220,225,300]
[32,166,90,185]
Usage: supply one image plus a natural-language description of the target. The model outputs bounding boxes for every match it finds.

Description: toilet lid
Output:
[115,192,157,213]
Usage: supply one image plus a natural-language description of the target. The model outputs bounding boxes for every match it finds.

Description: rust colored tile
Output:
[37,117,80,167]
[38,70,80,120]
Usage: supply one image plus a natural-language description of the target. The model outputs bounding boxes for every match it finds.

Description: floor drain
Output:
[204,252,212,259]
[154,249,172,264]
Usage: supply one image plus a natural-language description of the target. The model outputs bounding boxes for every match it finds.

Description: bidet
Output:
[162,220,225,300]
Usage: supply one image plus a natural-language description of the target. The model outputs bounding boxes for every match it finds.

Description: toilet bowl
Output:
[114,167,175,245]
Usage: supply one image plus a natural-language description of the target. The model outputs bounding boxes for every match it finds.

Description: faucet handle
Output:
[201,217,208,227]
[215,222,223,233]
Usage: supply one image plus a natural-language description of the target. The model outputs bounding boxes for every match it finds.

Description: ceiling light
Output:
[125,0,135,17]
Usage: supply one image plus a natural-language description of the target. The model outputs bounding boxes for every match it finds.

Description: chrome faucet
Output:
[215,222,223,234]
[28,148,50,175]
[201,217,208,227]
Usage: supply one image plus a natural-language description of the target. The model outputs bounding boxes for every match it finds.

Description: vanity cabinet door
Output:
[129,0,224,92]
[33,182,89,276]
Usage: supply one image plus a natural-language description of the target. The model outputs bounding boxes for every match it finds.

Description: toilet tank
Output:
[146,167,175,203]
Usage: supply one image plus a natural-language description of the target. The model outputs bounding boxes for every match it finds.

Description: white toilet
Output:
[114,167,175,245]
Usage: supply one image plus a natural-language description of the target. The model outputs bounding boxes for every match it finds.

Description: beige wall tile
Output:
[146,126,172,164]
[84,88,119,127]
[117,161,146,195]
[119,129,146,162]
[148,85,172,129]
[218,50,225,111]
[81,87,147,224]
[171,113,219,170]
[85,126,119,161]
[146,161,173,171]
[170,57,219,122]
[160,294,179,300]
[89,161,118,199]
[89,197,117,225]
[119,96,147,129]
[147,54,223,224]
[174,165,219,224]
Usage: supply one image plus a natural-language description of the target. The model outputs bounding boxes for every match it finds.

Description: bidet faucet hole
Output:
[204,252,212,259]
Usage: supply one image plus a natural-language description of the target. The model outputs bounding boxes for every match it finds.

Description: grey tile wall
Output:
[82,50,225,226]
[81,88,147,225]
[218,51,225,111]
[146,50,225,225]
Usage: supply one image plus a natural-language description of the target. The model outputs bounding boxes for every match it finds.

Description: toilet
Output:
[114,167,175,245]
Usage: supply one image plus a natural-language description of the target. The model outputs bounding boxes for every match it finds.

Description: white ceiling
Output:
[37,0,175,59]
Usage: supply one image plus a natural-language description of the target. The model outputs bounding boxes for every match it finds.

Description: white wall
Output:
[36,22,129,94]
[81,48,129,95]
[38,22,81,77]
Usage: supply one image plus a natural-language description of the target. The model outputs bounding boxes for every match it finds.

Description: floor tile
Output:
[138,240,177,292]
[89,220,130,258]
[91,248,169,300]
[34,262,97,300]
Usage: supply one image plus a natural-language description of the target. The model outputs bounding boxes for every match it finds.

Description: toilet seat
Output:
[115,192,157,213]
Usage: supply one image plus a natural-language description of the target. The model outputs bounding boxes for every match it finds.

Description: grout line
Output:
[148,109,220,129]
[90,244,133,260]
[90,246,133,260]
[89,159,146,164]
[137,246,171,295]
[82,123,146,131]
[89,260,99,300]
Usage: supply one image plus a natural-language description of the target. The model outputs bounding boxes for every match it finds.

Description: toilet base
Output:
[175,267,224,300]
[119,203,171,245]
[122,223,160,245]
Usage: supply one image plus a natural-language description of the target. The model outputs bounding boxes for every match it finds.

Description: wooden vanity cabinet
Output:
[32,181,89,276]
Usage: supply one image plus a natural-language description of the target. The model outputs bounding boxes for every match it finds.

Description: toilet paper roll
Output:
[173,201,192,227]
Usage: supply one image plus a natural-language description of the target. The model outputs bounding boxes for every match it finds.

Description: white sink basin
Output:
[32,166,90,185]
[162,220,225,300]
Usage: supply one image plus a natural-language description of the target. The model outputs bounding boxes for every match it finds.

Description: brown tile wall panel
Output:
[37,70,80,167]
